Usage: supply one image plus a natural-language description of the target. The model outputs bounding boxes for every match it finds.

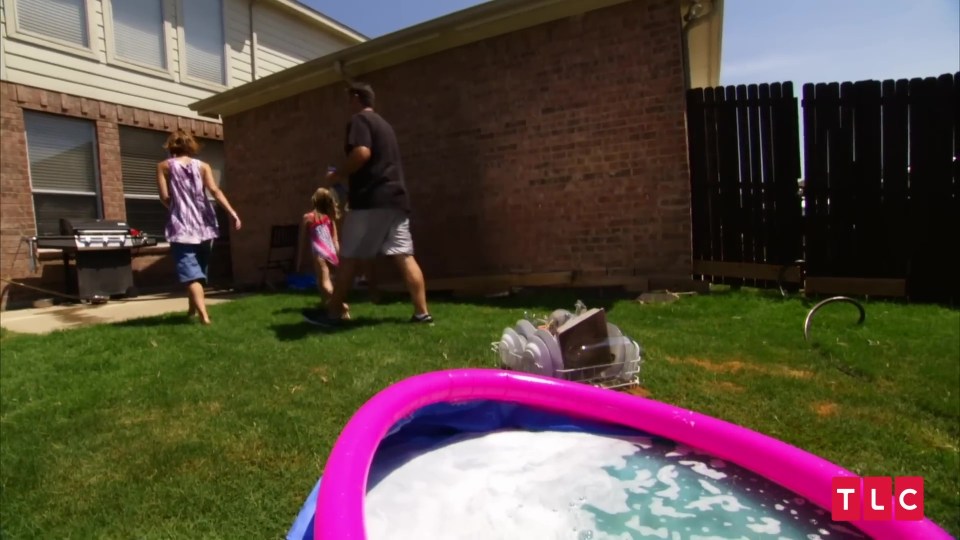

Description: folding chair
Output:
[259,224,300,289]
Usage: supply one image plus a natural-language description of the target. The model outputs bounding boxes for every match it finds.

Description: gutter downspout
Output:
[681,0,714,89]
[249,0,258,81]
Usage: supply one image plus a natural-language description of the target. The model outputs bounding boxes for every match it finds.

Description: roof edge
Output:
[191,0,635,118]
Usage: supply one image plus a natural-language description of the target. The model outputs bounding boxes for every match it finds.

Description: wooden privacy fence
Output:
[686,82,804,286]
[686,72,959,304]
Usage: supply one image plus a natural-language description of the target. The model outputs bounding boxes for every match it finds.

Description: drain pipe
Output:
[681,0,714,89]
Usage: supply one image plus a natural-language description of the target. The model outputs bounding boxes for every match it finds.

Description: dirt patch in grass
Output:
[812,401,839,417]
[668,357,813,380]
[624,386,652,398]
[715,381,745,393]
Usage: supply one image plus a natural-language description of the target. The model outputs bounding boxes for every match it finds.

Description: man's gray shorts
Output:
[340,209,414,259]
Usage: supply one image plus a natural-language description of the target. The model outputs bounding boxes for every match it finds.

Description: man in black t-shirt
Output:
[305,82,431,326]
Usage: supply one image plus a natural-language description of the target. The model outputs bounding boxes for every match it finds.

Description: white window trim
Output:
[3,0,100,61]
[102,0,177,80]
[175,0,231,91]
[32,188,99,197]
[123,194,162,200]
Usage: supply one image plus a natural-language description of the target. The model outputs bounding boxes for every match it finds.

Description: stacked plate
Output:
[496,318,564,377]
[496,315,643,384]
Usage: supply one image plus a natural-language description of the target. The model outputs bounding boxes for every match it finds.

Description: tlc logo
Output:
[832,476,924,521]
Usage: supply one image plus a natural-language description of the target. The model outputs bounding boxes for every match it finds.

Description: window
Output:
[182,0,226,86]
[24,112,101,236]
[12,0,91,48]
[109,0,166,69]
[119,127,168,237]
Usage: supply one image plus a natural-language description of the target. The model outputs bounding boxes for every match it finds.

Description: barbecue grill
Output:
[30,218,158,302]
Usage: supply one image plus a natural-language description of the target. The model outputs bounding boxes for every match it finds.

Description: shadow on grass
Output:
[270,316,408,341]
[112,316,196,328]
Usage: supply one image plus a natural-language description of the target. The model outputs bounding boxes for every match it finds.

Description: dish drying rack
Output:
[490,302,644,390]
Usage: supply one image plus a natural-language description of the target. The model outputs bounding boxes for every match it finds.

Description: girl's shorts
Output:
[172,241,213,284]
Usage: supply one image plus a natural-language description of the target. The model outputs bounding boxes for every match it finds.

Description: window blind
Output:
[120,126,168,196]
[183,0,225,85]
[112,0,166,68]
[16,0,89,47]
[24,111,98,193]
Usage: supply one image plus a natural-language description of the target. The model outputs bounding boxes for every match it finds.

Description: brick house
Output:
[0,0,363,309]
[189,0,724,292]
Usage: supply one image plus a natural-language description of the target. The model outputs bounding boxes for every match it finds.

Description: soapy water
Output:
[364,430,866,540]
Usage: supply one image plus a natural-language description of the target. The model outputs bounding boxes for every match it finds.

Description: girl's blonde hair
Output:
[311,187,341,221]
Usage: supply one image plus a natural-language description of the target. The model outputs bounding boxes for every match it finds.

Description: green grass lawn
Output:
[1,289,958,538]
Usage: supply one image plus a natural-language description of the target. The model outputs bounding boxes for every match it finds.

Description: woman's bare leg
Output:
[188,281,210,325]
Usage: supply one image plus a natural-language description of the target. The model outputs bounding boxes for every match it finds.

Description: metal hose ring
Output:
[803,296,866,341]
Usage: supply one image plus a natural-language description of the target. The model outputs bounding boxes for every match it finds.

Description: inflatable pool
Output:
[287,369,952,540]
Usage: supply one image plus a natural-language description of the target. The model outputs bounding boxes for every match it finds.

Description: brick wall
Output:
[223,0,692,287]
[0,82,229,309]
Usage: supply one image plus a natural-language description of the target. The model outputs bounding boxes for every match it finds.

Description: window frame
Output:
[175,0,231,91]
[23,110,103,237]
[4,0,100,60]
[102,0,177,80]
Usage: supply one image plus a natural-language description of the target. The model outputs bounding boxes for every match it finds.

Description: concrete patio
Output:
[0,290,239,335]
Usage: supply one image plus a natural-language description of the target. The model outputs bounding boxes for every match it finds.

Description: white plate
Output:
[603,323,627,378]
[500,335,523,370]
[524,335,554,377]
[497,340,516,369]
[520,347,538,375]
[515,320,538,340]
[535,329,564,374]
[503,328,523,356]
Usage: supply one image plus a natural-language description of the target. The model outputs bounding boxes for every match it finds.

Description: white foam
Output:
[365,430,652,540]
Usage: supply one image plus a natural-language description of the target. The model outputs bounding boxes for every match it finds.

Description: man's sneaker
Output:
[409,313,434,324]
[303,308,345,328]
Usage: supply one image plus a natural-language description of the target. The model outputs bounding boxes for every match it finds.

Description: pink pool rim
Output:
[314,368,952,540]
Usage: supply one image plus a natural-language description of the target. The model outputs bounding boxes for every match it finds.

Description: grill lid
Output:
[59,218,132,235]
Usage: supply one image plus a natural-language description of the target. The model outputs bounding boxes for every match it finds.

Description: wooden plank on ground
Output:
[571,274,649,289]
[379,272,573,293]
[805,277,907,298]
[692,260,802,283]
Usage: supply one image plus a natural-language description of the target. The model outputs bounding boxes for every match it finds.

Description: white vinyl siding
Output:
[182,0,225,86]
[110,0,165,69]
[119,126,167,236]
[15,0,90,48]
[253,2,350,78]
[24,111,101,236]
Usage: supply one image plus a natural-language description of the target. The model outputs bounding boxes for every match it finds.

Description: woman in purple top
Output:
[156,129,241,325]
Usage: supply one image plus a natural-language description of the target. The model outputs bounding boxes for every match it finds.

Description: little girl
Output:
[297,188,348,317]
